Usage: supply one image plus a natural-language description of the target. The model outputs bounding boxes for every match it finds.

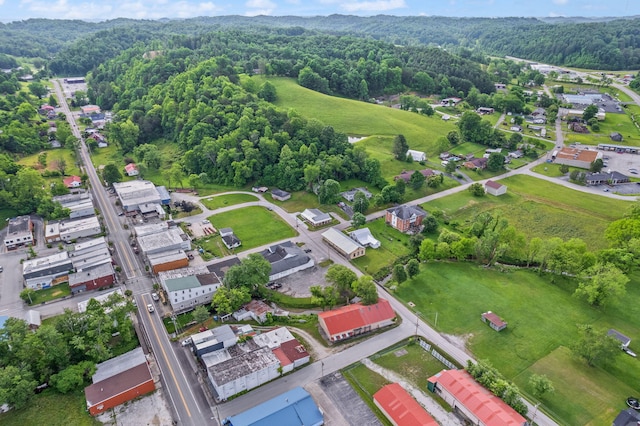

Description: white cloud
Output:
[340,0,407,12]
[552,0,569,5]
[245,0,276,16]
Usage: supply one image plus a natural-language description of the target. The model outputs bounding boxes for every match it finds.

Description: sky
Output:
[0,0,638,23]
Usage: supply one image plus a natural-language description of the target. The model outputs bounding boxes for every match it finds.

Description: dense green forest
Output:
[2,15,640,71]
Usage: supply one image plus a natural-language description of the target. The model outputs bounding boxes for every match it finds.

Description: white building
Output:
[322,227,366,259]
[406,149,426,162]
[77,288,124,313]
[69,236,112,271]
[158,266,222,313]
[53,192,95,219]
[58,216,101,242]
[300,209,332,227]
[113,180,170,212]
[259,241,314,281]
[4,216,33,249]
[137,227,190,255]
[23,252,73,290]
[349,228,381,248]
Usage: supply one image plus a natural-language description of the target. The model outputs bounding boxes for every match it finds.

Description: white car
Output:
[151,292,159,301]
[147,304,155,313]
[181,337,192,347]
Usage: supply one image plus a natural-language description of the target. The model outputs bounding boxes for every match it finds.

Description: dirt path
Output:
[288,326,338,360]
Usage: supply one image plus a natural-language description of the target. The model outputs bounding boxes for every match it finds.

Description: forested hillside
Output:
[2,15,639,71]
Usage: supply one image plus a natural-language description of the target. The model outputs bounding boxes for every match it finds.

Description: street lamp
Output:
[414,311,422,337]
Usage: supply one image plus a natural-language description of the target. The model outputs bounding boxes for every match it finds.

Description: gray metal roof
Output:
[386,205,427,220]
[322,228,363,255]
[259,241,312,275]
[208,346,278,386]
[92,347,146,383]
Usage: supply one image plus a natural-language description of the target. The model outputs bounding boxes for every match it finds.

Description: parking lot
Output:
[271,257,331,298]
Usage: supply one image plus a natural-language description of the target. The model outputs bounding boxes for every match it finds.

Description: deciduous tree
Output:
[325,264,357,304]
[575,262,628,307]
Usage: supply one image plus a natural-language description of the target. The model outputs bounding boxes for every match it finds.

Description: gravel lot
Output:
[96,388,174,426]
[274,262,332,298]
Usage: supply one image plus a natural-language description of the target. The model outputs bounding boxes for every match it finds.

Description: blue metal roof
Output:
[226,387,323,426]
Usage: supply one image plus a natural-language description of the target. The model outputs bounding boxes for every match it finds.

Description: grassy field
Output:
[563,113,640,147]
[255,76,457,155]
[392,261,640,426]
[0,389,100,426]
[18,148,81,177]
[206,206,297,252]
[352,218,412,275]
[201,193,258,210]
[342,364,393,426]
[426,174,633,250]
[0,208,18,229]
[28,283,71,304]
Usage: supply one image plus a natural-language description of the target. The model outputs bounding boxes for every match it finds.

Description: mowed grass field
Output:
[253,76,457,155]
[201,193,258,210]
[425,174,633,250]
[18,148,81,177]
[352,218,412,275]
[0,389,100,426]
[393,262,640,426]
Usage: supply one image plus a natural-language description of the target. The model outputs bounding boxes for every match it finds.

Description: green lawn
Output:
[426,174,633,250]
[342,364,393,426]
[563,112,640,147]
[28,283,71,305]
[351,218,412,275]
[0,208,18,229]
[18,148,81,177]
[392,262,640,426]
[0,389,100,426]
[201,193,258,210]
[256,76,457,156]
[206,206,297,252]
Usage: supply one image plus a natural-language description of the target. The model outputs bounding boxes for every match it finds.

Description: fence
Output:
[419,339,457,370]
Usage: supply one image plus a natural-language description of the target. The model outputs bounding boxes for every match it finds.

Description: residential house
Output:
[300,208,332,227]
[341,187,373,202]
[608,329,631,349]
[585,171,629,186]
[220,228,241,250]
[440,97,462,106]
[321,227,366,259]
[406,149,426,162]
[80,105,101,115]
[318,298,396,342]
[494,83,507,90]
[610,132,623,142]
[510,125,523,132]
[374,383,438,426]
[476,107,495,115]
[481,311,507,332]
[553,147,602,169]
[613,408,640,426]
[439,152,451,160]
[223,387,323,426]
[259,241,314,280]
[84,347,155,416]
[385,205,427,233]
[484,180,507,196]
[270,189,291,201]
[124,163,139,176]
[427,369,527,426]
[63,175,82,188]
[349,228,381,249]
[394,169,435,183]
[463,157,488,170]
[233,299,274,324]
[4,216,33,250]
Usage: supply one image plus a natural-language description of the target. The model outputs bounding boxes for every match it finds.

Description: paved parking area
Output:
[612,182,640,195]
[314,372,382,426]
[600,150,640,173]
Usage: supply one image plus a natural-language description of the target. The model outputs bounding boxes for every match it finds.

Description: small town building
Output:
[4,216,34,250]
[394,169,435,183]
[441,97,462,106]
[191,325,237,357]
[77,288,124,313]
[374,383,438,426]
[69,237,112,271]
[113,180,170,212]
[147,250,189,274]
[220,228,241,250]
[341,187,373,202]
[124,163,139,176]
[259,241,314,281]
[385,205,427,233]
[321,227,366,259]
[22,252,73,290]
[494,83,507,90]
[63,175,82,188]
[69,263,116,295]
[84,347,155,416]
[300,208,332,227]
[558,107,605,121]
[406,149,426,162]
[427,369,526,426]
[233,299,275,324]
[613,408,640,426]
[138,227,190,255]
[349,228,381,248]
[477,107,495,114]
[223,387,323,426]
[481,311,507,332]
[484,180,507,196]
[463,157,488,170]
[608,329,631,349]
[553,147,603,169]
[318,298,395,342]
[597,143,640,154]
[159,266,222,314]
[24,310,41,330]
[80,105,101,115]
[610,132,624,142]
[53,192,95,219]
[585,171,629,186]
[57,215,101,242]
[270,189,291,201]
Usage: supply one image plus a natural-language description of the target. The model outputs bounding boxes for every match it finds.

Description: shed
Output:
[608,329,631,349]
[374,383,438,426]
[610,132,623,142]
[406,149,426,162]
[270,189,291,201]
[484,180,507,196]
[481,311,507,332]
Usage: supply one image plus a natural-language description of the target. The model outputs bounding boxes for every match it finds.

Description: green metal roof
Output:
[164,276,200,292]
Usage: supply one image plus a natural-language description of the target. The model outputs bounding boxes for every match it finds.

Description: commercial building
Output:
[321,227,366,259]
[53,192,95,219]
[224,387,323,426]
[158,266,222,313]
[23,252,73,290]
[300,208,332,227]
[84,347,155,416]
[69,236,112,271]
[137,227,190,255]
[68,263,116,295]
[374,383,438,426]
[46,216,102,243]
[259,241,314,281]
[552,147,602,169]
[112,180,170,212]
[318,298,395,342]
[427,369,527,426]
[147,250,189,274]
[191,325,238,357]
[4,216,33,249]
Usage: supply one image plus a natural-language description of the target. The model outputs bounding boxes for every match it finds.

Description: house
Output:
[484,180,507,196]
[610,132,623,142]
[568,122,588,133]
[321,227,366,259]
[481,311,507,332]
[508,150,524,159]
[220,228,241,250]
[341,187,373,202]
[63,175,82,188]
[259,241,314,280]
[4,216,34,250]
[463,157,488,170]
[242,299,274,324]
[124,163,139,176]
[494,83,507,90]
[251,186,268,193]
[159,266,222,314]
[318,298,395,342]
[374,383,438,426]
[554,147,602,169]
[477,107,495,115]
[428,370,526,426]
[406,149,426,162]
[509,125,522,132]
[439,152,451,160]
[613,408,640,426]
[300,208,332,227]
[349,228,381,249]
[585,171,629,186]
[80,105,101,115]
[608,329,631,349]
[223,387,323,426]
[441,97,462,106]
[84,347,155,416]
[394,169,435,183]
[270,189,291,201]
[385,205,427,233]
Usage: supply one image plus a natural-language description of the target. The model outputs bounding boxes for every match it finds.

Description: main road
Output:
[52,79,214,426]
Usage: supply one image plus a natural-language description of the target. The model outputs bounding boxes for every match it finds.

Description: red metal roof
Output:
[124,163,138,172]
[280,339,309,363]
[318,298,395,336]
[84,363,154,407]
[482,311,507,328]
[429,370,526,426]
[271,347,292,366]
[374,383,439,426]
[484,180,504,190]
[63,175,82,187]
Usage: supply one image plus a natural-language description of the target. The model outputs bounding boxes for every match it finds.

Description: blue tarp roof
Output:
[226,387,323,426]
[0,316,9,329]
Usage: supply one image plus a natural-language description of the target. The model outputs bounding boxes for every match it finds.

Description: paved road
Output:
[52,79,215,426]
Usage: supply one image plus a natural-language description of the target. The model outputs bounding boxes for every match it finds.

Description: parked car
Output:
[304,249,312,253]
[151,292,159,301]
[181,337,192,347]
[147,304,155,313]
[627,396,640,410]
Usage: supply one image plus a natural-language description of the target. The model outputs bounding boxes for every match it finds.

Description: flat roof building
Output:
[4,216,33,250]
[58,216,101,242]
[159,266,221,313]
[23,251,73,290]
[138,227,190,255]
[69,263,116,295]
[553,146,602,169]
[113,180,169,212]
[53,192,94,219]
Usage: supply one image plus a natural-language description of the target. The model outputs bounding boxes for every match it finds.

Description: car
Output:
[118,212,124,216]
[0,266,3,272]
[627,397,640,410]
[603,188,610,192]
[187,253,195,260]
[199,326,208,332]
[304,249,312,253]
[151,292,159,301]
[181,337,192,347]
[147,304,155,313]
[202,219,210,224]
